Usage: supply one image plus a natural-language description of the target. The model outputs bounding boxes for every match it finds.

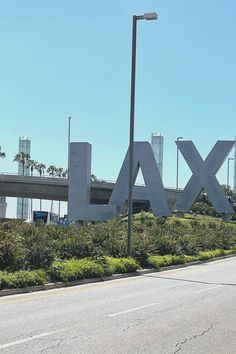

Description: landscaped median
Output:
[0,257,140,291]
[147,248,236,269]
[1,249,236,292]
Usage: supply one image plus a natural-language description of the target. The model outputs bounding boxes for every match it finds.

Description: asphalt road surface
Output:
[1,257,236,353]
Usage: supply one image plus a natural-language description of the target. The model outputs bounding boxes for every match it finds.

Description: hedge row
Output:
[1,249,236,290]
[0,270,46,290]
[49,257,140,282]
[147,248,236,269]
[0,257,140,290]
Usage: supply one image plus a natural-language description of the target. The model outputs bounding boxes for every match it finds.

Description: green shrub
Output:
[49,256,140,282]
[20,224,56,269]
[0,231,25,271]
[106,257,140,274]
[49,258,112,282]
[0,214,236,273]
[198,249,224,260]
[147,247,236,270]
[0,270,46,290]
[147,255,174,269]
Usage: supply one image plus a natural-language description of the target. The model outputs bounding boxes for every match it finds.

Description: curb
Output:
[1,253,236,298]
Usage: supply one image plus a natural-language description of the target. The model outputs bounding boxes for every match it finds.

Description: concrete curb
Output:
[1,253,236,298]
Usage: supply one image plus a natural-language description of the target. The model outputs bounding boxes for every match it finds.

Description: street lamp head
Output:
[177,136,183,141]
[143,12,158,21]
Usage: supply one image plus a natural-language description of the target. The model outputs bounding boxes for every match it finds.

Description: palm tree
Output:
[28,159,38,177]
[56,167,64,178]
[91,174,98,182]
[0,146,6,159]
[13,152,30,219]
[47,165,57,178]
[13,152,30,176]
[47,165,57,212]
[35,163,46,177]
[35,163,46,211]
[63,169,68,178]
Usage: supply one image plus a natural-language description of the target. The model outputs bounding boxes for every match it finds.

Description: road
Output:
[0,257,236,353]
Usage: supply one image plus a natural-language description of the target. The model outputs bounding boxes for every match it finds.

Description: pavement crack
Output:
[40,338,63,352]
[123,318,147,333]
[174,324,213,353]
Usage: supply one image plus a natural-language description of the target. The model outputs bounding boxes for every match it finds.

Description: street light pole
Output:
[176,137,183,191]
[68,116,71,172]
[67,116,71,217]
[227,157,234,187]
[127,12,158,257]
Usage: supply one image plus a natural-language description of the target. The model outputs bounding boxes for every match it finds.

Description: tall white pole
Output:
[67,116,71,217]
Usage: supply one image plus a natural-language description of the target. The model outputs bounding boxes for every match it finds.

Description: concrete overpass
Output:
[0,174,179,207]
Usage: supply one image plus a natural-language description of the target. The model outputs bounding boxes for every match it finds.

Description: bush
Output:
[147,248,236,270]
[20,224,56,269]
[0,215,236,273]
[198,249,224,260]
[49,256,140,282]
[0,270,46,290]
[49,258,112,282]
[106,257,140,274]
[0,231,25,271]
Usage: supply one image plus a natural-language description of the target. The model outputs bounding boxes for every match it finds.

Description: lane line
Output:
[107,302,159,317]
[0,328,69,350]
[194,285,223,294]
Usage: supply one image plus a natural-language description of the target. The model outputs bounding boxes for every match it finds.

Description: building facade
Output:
[16,137,31,219]
[151,133,164,179]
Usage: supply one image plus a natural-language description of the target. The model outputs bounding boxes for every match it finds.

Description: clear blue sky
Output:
[0,0,236,217]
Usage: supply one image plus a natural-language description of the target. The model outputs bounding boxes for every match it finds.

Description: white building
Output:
[151,133,164,179]
[16,137,31,219]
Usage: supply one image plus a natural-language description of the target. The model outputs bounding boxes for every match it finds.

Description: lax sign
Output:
[68,140,235,221]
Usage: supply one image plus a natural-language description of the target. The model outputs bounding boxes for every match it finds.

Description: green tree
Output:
[13,152,30,176]
[27,159,38,177]
[63,169,68,178]
[0,146,6,159]
[35,163,46,177]
[47,165,57,178]
[91,174,98,182]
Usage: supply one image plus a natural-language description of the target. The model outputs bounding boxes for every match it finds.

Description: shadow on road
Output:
[142,274,236,287]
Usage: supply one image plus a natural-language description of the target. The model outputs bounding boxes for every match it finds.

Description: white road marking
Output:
[0,328,68,349]
[107,302,159,317]
[194,285,223,293]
